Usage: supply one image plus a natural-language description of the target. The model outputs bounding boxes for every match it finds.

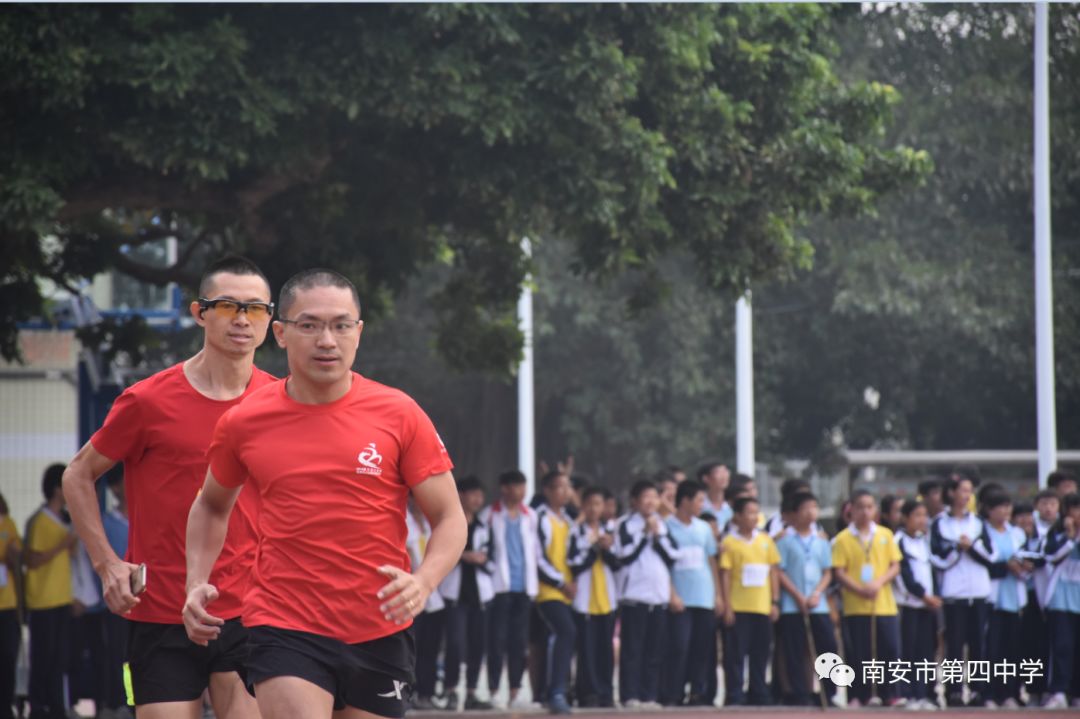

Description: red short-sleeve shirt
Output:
[90,363,278,624]
[207,372,454,644]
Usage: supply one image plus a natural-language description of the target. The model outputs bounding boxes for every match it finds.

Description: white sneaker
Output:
[1042,693,1067,709]
[847,698,862,709]
[868,696,883,707]
[924,699,941,711]
[623,699,642,709]
[1002,698,1021,709]
[641,702,662,710]
[984,700,999,709]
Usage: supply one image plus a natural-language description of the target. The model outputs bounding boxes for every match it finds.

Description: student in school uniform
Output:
[764,479,811,537]
[535,471,578,715]
[929,475,996,707]
[567,487,619,708]
[439,477,496,711]
[775,492,837,707]
[664,480,720,707]
[1012,502,1050,706]
[616,480,678,709]
[719,497,780,707]
[407,500,447,710]
[699,462,732,529]
[893,499,943,710]
[832,489,902,708]
[981,492,1028,708]
[1041,492,1080,709]
[24,464,76,719]
[483,470,538,709]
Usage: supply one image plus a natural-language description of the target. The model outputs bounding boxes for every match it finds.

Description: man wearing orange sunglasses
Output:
[63,255,276,719]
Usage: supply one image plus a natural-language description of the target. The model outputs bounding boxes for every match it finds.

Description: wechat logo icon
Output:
[815,652,855,688]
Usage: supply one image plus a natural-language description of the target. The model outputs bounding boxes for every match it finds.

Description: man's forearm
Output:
[185,494,230,590]
[63,466,120,573]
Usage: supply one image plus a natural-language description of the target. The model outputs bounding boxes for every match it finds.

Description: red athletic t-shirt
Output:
[90,363,278,624]
[207,372,453,644]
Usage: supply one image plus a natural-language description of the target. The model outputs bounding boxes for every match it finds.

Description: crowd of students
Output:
[408,465,1080,713]
[0,466,131,719]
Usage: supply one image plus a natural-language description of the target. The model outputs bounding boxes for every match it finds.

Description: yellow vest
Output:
[25,509,72,611]
[537,512,571,604]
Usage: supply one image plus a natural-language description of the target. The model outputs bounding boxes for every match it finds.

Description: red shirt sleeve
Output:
[207,407,248,488]
[89,389,147,463]
[399,402,453,488]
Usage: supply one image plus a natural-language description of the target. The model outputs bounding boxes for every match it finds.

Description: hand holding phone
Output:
[130,563,147,596]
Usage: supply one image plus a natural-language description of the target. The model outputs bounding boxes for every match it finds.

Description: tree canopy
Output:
[2,3,927,369]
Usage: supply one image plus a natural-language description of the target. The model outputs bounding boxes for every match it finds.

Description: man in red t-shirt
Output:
[183,268,467,719]
[63,256,276,718]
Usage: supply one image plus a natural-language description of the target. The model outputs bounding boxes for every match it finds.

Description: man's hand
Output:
[561,580,577,601]
[723,607,735,627]
[714,593,725,617]
[858,582,879,600]
[670,593,685,614]
[1065,516,1077,539]
[98,559,141,615]
[182,583,224,646]
[769,604,780,622]
[923,595,943,610]
[72,600,86,618]
[596,534,614,551]
[645,516,660,536]
[807,590,822,610]
[957,534,973,552]
[377,565,432,625]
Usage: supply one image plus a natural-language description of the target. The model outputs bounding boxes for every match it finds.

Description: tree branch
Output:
[108,232,209,287]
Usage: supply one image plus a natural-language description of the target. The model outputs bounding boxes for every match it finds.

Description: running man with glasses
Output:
[63,255,275,719]
[183,268,467,719]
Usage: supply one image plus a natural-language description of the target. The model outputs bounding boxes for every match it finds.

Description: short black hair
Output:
[880,494,900,515]
[917,478,943,498]
[602,488,614,500]
[1012,501,1034,517]
[582,486,605,503]
[42,463,66,501]
[1048,469,1078,489]
[540,470,566,492]
[1051,493,1080,533]
[676,479,705,506]
[700,511,717,524]
[499,470,527,486]
[278,268,361,318]
[732,496,759,516]
[571,475,588,492]
[198,255,270,298]
[850,488,874,505]
[1035,489,1059,504]
[943,475,975,506]
[630,479,657,500]
[780,478,810,498]
[724,481,750,503]
[900,498,924,517]
[951,464,981,486]
[977,482,1005,505]
[783,491,818,514]
[456,475,484,494]
[981,492,1012,511]
[696,461,724,482]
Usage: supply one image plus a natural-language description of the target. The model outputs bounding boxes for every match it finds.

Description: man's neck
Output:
[503,500,521,517]
[950,506,967,518]
[286,372,353,405]
[675,508,694,524]
[854,521,873,536]
[184,347,254,401]
[708,488,724,506]
[585,518,602,530]
[794,524,813,537]
[47,498,64,516]
[990,520,1007,531]
[736,525,755,539]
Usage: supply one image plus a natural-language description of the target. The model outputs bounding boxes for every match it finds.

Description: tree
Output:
[751,4,1080,456]
[1,4,927,370]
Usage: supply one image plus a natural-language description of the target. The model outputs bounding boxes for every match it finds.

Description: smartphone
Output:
[130,563,147,596]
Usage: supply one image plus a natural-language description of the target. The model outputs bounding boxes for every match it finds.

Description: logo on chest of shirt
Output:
[356,443,384,476]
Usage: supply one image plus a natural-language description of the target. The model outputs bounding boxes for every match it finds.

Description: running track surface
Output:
[411,710,1077,719]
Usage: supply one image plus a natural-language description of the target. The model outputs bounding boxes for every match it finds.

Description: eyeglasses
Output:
[198,298,275,320]
[278,318,361,336]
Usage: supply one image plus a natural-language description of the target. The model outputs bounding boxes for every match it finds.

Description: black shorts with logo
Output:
[127,618,249,705]
[246,625,416,718]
